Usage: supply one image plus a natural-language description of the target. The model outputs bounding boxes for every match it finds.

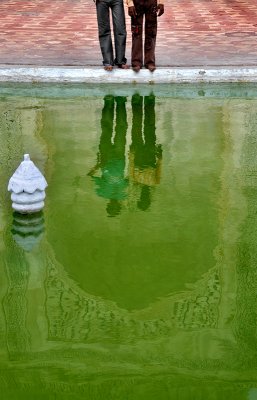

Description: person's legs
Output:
[96,0,114,67]
[131,0,144,71]
[111,0,128,67]
[144,94,157,166]
[114,97,127,156]
[99,95,115,164]
[131,94,144,164]
[144,0,157,70]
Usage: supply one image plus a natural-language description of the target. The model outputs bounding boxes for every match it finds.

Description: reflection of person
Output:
[129,93,162,210]
[95,0,129,71]
[88,95,128,217]
[127,0,164,72]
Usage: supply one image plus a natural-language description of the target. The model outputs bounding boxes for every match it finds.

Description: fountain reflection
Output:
[11,211,45,252]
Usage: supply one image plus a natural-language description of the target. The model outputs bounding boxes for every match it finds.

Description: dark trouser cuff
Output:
[114,57,127,65]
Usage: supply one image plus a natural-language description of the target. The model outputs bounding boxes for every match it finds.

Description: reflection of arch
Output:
[2,94,257,397]
[0,96,231,353]
[45,248,221,343]
[3,217,223,352]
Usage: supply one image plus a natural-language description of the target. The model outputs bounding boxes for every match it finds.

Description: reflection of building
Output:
[1,93,257,398]
[45,261,221,342]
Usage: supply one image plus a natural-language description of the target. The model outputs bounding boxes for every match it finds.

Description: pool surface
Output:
[1,84,257,399]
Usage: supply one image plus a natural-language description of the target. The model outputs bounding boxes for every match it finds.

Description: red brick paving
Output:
[0,0,257,66]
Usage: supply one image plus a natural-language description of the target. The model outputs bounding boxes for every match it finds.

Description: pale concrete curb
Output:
[1,66,257,83]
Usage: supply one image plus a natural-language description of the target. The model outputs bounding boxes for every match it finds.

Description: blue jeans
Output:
[96,0,127,66]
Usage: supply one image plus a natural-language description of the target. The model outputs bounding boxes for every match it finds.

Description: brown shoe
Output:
[104,65,113,71]
[147,64,156,72]
[132,65,141,72]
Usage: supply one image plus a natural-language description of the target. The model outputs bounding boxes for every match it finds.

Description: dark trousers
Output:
[131,0,157,68]
[96,0,127,66]
[131,94,157,169]
[100,96,127,164]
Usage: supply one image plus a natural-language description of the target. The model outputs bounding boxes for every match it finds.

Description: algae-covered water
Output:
[1,83,257,399]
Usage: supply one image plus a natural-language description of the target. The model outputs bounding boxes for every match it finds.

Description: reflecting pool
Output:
[1,83,257,399]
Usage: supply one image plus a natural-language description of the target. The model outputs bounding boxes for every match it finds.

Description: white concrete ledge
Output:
[1,82,257,99]
[1,66,257,83]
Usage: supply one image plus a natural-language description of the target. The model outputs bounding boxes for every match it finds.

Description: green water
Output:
[1,84,257,399]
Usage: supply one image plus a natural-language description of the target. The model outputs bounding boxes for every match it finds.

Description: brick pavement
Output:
[0,0,257,67]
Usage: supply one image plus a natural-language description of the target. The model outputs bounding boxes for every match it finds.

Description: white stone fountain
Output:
[8,154,48,214]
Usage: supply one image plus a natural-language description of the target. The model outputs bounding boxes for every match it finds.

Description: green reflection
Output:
[1,85,257,399]
[130,93,162,211]
[43,94,219,311]
[88,95,128,217]
[11,211,45,252]
[88,93,162,216]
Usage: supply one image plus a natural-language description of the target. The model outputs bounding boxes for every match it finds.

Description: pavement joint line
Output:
[1,66,257,83]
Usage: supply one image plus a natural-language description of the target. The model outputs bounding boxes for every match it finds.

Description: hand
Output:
[128,6,137,18]
[157,4,164,16]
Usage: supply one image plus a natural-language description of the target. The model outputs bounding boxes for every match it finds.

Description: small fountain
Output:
[8,154,48,214]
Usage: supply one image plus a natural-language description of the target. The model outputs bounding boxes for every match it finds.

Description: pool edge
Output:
[1,65,257,83]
